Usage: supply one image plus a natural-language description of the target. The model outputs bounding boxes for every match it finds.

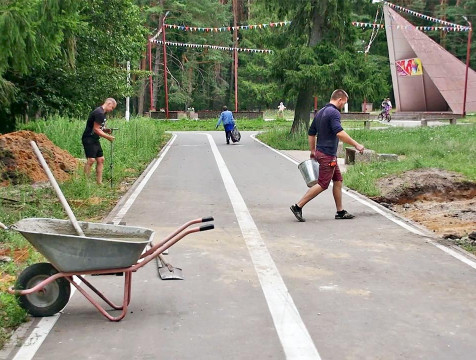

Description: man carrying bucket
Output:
[290,89,364,222]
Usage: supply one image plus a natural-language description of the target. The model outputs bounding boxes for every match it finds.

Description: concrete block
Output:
[378,153,399,162]
[345,147,378,164]
[356,149,378,163]
[345,147,356,165]
[337,142,345,158]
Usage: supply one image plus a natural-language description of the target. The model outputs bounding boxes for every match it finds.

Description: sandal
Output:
[335,210,355,219]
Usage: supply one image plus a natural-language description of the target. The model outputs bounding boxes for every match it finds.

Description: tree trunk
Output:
[152,11,165,111]
[290,1,327,133]
[439,0,447,48]
[228,0,239,110]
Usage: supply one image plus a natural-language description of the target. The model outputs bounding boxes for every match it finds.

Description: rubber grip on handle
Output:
[202,216,214,222]
[200,224,214,231]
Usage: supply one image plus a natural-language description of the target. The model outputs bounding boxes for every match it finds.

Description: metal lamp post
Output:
[462,16,472,117]
[125,61,130,121]
[162,11,170,119]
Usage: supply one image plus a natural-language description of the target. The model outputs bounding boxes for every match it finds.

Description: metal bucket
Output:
[298,159,320,188]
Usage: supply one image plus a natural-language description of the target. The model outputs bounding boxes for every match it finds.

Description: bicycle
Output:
[378,109,391,122]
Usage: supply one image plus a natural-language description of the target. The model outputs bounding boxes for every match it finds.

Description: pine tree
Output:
[261,0,389,133]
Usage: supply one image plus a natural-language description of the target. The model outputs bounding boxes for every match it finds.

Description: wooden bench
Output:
[420,117,457,126]
[342,120,373,129]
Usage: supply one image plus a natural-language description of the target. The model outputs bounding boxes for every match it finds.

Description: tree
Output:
[0,0,80,131]
[0,0,148,129]
[262,0,389,133]
[144,0,232,111]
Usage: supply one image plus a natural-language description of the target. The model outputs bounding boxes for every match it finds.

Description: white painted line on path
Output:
[251,134,476,271]
[111,134,177,225]
[205,133,321,360]
[11,315,60,360]
[251,134,301,165]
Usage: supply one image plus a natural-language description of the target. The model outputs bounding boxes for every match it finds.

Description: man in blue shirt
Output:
[290,89,365,222]
[216,106,235,144]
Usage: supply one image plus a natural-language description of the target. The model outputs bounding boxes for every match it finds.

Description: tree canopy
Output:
[0,0,474,133]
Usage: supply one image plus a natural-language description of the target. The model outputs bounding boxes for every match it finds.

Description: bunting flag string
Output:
[153,40,273,54]
[383,1,470,31]
[352,21,471,32]
[163,21,291,33]
[352,22,385,29]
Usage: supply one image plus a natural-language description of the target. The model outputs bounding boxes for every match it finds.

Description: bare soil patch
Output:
[0,131,79,186]
[372,168,476,240]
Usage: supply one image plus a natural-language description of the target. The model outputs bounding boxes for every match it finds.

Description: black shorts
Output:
[82,137,103,158]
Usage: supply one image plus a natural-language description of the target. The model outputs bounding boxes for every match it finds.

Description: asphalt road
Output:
[5,131,476,360]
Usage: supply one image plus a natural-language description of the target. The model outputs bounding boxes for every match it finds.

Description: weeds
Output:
[0,293,27,349]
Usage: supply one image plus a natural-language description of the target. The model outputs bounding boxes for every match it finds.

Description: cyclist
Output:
[380,98,392,121]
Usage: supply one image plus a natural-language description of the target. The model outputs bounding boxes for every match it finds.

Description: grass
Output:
[258,123,476,196]
[263,109,295,120]
[151,117,292,131]
[257,127,310,150]
[343,125,476,195]
[0,293,27,349]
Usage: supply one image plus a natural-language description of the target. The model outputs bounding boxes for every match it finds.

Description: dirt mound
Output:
[372,168,476,238]
[0,131,79,186]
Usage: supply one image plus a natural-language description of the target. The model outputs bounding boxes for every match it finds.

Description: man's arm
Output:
[308,135,317,158]
[93,122,114,141]
[336,130,364,153]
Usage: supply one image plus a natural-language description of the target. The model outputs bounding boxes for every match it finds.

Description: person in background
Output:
[81,98,116,184]
[278,102,286,118]
[215,106,235,144]
[290,89,365,222]
[386,98,392,112]
[381,97,392,118]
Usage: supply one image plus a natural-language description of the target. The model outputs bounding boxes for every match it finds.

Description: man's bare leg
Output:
[297,183,325,208]
[84,158,96,178]
[332,180,343,212]
[96,156,105,184]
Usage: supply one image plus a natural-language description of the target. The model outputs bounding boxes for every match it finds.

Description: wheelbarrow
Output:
[1,216,214,321]
[0,141,215,321]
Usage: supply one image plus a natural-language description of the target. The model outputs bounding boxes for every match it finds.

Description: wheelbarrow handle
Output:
[0,221,8,230]
[140,217,214,259]
[200,224,214,231]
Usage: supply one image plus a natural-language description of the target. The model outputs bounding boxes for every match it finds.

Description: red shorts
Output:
[315,150,343,189]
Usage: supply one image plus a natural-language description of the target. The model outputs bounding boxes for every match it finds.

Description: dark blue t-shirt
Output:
[308,104,343,156]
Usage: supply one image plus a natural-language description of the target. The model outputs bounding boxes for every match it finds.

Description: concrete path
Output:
[4,131,476,360]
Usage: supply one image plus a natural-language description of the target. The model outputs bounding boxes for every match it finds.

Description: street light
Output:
[462,16,472,117]
[162,11,170,119]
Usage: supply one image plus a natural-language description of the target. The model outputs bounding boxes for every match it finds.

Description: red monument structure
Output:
[384,5,475,115]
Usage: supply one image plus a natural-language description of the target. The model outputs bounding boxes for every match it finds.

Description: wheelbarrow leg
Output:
[68,271,133,321]
[74,275,124,310]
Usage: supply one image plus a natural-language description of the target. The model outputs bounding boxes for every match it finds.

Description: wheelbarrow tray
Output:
[12,218,154,273]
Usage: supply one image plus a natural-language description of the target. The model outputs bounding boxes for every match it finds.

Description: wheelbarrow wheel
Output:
[16,263,70,317]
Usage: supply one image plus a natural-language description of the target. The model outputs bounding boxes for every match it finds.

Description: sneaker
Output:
[290,204,305,222]
[335,210,355,219]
